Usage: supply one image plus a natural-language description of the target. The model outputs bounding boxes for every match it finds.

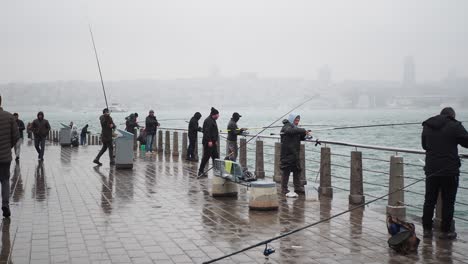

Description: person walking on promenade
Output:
[198,107,220,177]
[145,110,159,153]
[80,124,89,145]
[280,113,310,195]
[421,107,468,239]
[94,108,116,166]
[13,113,25,161]
[0,95,19,217]
[225,112,246,161]
[187,112,202,161]
[32,111,51,161]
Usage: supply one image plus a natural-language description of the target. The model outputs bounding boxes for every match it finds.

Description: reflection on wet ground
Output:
[1,144,467,263]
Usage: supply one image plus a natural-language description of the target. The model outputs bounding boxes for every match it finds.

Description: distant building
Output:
[403,56,415,87]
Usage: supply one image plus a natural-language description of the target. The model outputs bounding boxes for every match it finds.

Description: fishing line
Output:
[88,24,109,110]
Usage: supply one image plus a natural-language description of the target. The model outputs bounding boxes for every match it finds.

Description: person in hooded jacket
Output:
[280,113,310,195]
[187,112,202,161]
[94,108,116,166]
[125,113,140,134]
[80,124,89,145]
[31,111,51,161]
[225,112,246,161]
[421,107,468,239]
[198,107,220,177]
[145,110,159,153]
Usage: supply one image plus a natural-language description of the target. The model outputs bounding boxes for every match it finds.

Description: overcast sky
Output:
[1,0,467,83]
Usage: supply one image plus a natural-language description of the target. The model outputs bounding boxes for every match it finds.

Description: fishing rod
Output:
[89,24,109,110]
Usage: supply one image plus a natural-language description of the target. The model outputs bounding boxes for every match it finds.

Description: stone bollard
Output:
[90,135,94,145]
[249,181,278,210]
[217,135,220,158]
[48,130,52,141]
[158,130,163,152]
[212,177,238,197]
[273,142,282,183]
[172,131,179,156]
[240,138,247,168]
[133,128,138,151]
[299,143,307,186]
[318,147,333,198]
[349,151,365,205]
[255,140,265,179]
[165,130,171,154]
[152,131,157,151]
[182,132,188,159]
[87,134,91,145]
[386,156,406,220]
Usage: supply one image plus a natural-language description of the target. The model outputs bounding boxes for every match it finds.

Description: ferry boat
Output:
[108,103,127,113]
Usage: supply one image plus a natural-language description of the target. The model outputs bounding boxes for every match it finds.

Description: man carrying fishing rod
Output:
[198,107,220,177]
[93,108,116,166]
[280,113,311,196]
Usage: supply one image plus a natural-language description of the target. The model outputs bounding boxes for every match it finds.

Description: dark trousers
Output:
[187,136,196,160]
[0,162,11,207]
[95,141,114,162]
[80,135,87,145]
[281,165,303,193]
[34,136,46,159]
[199,144,219,173]
[422,176,458,232]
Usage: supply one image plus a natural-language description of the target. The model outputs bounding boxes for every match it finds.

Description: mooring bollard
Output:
[299,143,306,186]
[182,132,188,159]
[87,134,91,145]
[319,147,333,198]
[255,140,265,179]
[240,138,247,168]
[158,130,163,152]
[165,130,171,154]
[249,181,278,210]
[273,142,282,183]
[133,128,138,151]
[172,131,179,156]
[387,155,406,219]
[349,151,365,204]
[217,135,220,158]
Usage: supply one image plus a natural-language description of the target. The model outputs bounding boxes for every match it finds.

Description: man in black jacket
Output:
[198,107,220,177]
[13,113,25,161]
[125,113,139,134]
[145,110,159,153]
[280,113,310,195]
[421,107,468,239]
[225,112,246,161]
[0,95,19,217]
[94,108,116,166]
[80,124,89,145]
[187,112,202,161]
[32,111,51,161]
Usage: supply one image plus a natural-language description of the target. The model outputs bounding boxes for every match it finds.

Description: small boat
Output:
[108,103,127,113]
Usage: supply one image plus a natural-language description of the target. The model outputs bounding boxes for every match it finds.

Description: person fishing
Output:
[225,112,246,161]
[421,107,468,239]
[80,124,89,145]
[145,110,159,153]
[125,113,139,134]
[280,113,310,195]
[187,112,202,161]
[93,108,115,166]
[198,107,220,177]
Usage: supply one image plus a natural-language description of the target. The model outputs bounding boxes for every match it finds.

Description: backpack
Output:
[386,216,420,254]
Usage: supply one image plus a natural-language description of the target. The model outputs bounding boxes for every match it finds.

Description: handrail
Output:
[158,127,468,158]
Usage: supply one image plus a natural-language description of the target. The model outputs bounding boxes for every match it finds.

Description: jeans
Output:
[14,138,23,158]
[34,136,46,159]
[281,165,303,193]
[199,144,219,173]
[0,162,11,207]
[146,134,155,152]
[95,141,114,163]
[422,175,458,232]
[80,134,87,145]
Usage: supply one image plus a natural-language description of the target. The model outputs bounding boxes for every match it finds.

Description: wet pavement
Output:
[2,143,468,263]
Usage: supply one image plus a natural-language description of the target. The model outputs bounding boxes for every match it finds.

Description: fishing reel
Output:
[304,135,321,146]
[263,244,276,257]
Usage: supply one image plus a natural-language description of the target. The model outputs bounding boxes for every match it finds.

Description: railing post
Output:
[158,130,163,152]
[387,155,406,219]
[133,127,138,151]
[217,135,221,159]
[165,130,171,154]
[240,138,247,168]
[299,143,307,186]
[90,135,94,145]
[319,147,333,198]
[255,140,265,179]
[273,142,282,183]
[182,132,188,159]
[98,135,102,145]
[172,132,179,156]
[87,134,91,145]
[349,151,365,204]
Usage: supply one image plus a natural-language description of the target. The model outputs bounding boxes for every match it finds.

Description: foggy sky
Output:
[1,0,467,83]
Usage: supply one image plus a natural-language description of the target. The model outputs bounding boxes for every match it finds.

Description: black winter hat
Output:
[210,107,219,115]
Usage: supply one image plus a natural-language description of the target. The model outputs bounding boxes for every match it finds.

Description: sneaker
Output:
[93,160,102,166]
[439,232,457,240]
[286,191,299,198]
[2,207,10,218]
[423,229,433,238]
[15,156,19,161]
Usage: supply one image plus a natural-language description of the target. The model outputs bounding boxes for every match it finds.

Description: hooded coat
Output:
[125,113,139,133]
[202,115,219,146]
[145,115,159,135]
[227,116,243,141]
[100,114,115,143]
[280,113,306,168]
[422,114,468,177]
[32,111,51,138]
[0,107,19,163]
[188,112,202,139]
